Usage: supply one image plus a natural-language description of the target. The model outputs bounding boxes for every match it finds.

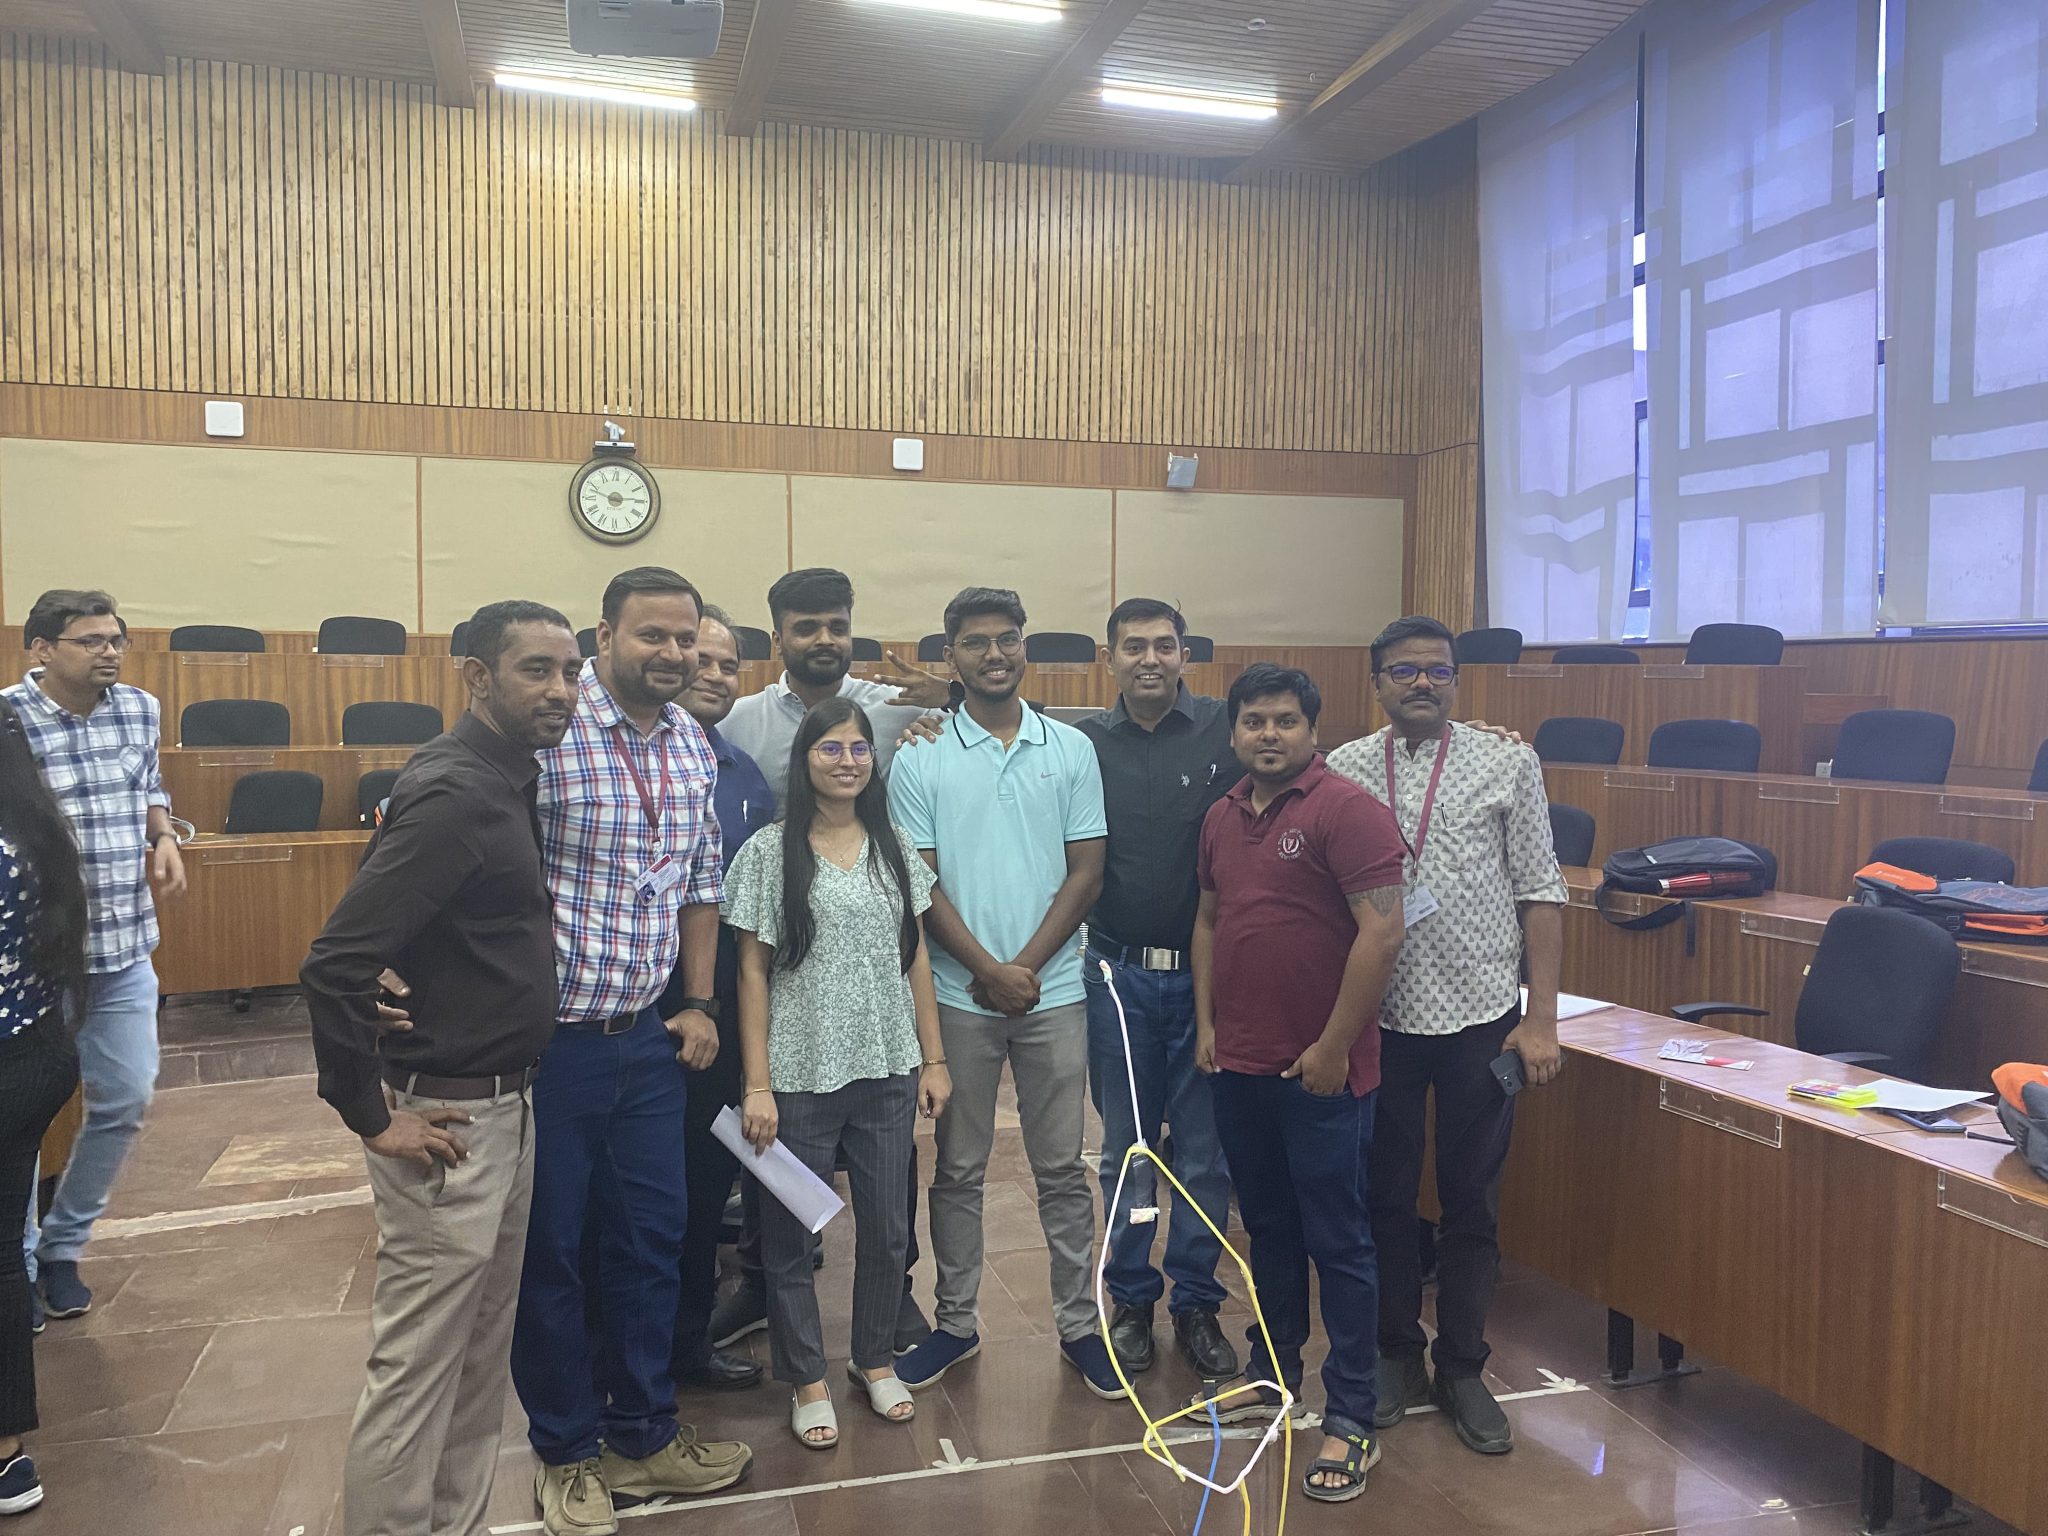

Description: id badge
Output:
[1402,884,1440,929]
[635,855,682,905]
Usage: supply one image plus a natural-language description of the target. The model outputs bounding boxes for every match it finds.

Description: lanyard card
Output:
[635,854,682,905]
[1402,883,1440,929]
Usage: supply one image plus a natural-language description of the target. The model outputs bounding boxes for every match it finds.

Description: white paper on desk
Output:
[1521,988,1614,1020]
[711,1106,845,1234]
[1857,1080,1990,1114]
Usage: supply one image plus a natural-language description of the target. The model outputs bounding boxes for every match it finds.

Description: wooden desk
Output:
[1457,663,1810,773]
[1503,1008,2048,1532]
[162,746,422,833]
[152,832,369,995]
[1542,762,2048,898]
[1556,868,2048,1088]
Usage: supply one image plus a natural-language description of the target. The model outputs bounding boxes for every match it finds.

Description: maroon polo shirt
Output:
[1197,755,1406,1095]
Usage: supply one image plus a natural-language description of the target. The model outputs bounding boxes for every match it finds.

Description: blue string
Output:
[1189,1399,1222,1536]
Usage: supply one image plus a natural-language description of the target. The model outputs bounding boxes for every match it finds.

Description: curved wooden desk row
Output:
[1517,1006,2047,1533]
[1544,761,2048,900]
[151,832,371,996]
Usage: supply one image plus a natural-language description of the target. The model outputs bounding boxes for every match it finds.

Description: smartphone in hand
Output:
[1488,1048,1527,1099]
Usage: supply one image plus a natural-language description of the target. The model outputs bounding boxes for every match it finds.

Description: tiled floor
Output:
[19,999,2024,1536]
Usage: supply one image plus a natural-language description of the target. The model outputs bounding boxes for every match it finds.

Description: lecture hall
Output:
[0,0,2044,1533]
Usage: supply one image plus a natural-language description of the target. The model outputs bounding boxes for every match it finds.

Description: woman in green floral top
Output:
[725,697,950,1450]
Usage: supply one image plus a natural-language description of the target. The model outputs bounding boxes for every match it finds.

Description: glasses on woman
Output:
[54,634,132,656]
[1382,662,1457,686]
[811,740,874,764]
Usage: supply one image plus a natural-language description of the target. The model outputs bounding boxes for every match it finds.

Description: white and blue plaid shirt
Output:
[2,671,170,974]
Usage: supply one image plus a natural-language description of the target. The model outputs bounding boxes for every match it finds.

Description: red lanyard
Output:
[1384,729,1452,868]
[610,725,671,837]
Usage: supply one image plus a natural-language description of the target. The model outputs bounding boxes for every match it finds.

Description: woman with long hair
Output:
[725,697,950,1450]
[0,700,85,1514]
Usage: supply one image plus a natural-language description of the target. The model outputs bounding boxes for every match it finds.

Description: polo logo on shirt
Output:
[1277,828,1306,860]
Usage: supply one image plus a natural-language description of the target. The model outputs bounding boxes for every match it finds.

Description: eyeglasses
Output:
[812,740,874,764]
[952,631,1025,658]
[53,634,131,656]
[1382,662,1457,685]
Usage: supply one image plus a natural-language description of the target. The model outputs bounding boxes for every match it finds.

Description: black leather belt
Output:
[1089,935,1190,972]
[383,1063,538,1099]
[566,1012,640,1035]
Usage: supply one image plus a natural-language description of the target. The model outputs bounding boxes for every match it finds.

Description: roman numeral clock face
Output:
[570,458,661,544]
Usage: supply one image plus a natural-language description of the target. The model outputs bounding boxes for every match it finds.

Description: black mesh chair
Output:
[576,627,599,659]
[917,634,948,662]
[1831,709,1956,785]
[1026,632,1096,663]
[1549,803,1596,868]
[357,769,402,827]
[732,626,773,662]
[341,701,443,746]
[850,638,884,661]
[1532,716,1625,765]
[1867,836,2016,885]
[1684,623,1785,665]
[180,699,291,747]
[223,770,323,834]
[1672,905,1959,1082]
[1552,644,1640,665]
[317,616,408,655]
[450,621,471,658]
[1182,635,1215,662]
[170,624,265,653]
[1647,719,1763,773]
[2030,739,2048,794]
[1455,627,1524,665]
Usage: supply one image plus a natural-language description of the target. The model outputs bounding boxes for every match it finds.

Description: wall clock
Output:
[570,455,660,544]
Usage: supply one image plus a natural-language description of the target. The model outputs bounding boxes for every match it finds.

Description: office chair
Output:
[1646,719,1763,773]
[850,638,884,661]
[316,616,408,655]
[1552,644,1640,665]
[1831,710,1956,785]
[1549,803,1596,868]
[169,624,265,653]
[1026,632,1096,663]
[732,626,773,661]
[1182,635,1216,662]
[1684,623,1784,666]
[450,621,470,658]
[1866,837,2016,886]
[341,701,443,747]
[2030,739,2048,794]
[576,627,599,659]
[223,771,324,834]
[917,633,947,663]
[180,699,291,748]
[1532,716,1625,766]
[357,769,402,826]
[1454,627,1523,665]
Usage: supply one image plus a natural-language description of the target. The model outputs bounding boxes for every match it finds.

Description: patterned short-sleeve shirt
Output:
[1326,722,1567,1035]
[0,828,59,1037]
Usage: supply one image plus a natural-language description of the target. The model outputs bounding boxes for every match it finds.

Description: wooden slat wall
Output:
[0,35,1480,457]
[1406,442,1479,629]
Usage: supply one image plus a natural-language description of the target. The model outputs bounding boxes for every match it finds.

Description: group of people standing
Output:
[0,565,1568,1534]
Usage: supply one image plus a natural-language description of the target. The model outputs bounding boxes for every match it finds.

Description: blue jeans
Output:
[30,957,160,1269]
[511,1008,689,1465]
[1208,1071,1378,1440]
[1084,958,1229,1314]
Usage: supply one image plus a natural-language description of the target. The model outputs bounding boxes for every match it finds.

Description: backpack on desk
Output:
[1594,837,1778,954]
[1852,863,2048,945]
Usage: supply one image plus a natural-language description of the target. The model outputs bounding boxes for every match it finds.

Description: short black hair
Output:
[24,589,117,648]
[1370,614,1458,674]
[1227,662,1322,727]
[768,568,855,627]
[1105,597,1186,647]
[602,566,702,627]
[943,586,1027,642]
[465,600,574,672]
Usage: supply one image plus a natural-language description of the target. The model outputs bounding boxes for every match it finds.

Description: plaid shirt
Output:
[538,666,723,1023]
[3,672,170,974]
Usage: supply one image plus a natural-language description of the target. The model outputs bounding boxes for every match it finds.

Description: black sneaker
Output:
[708,1278,768,1348]
[37,1261,91,1320]
[0,1453,42,1514]
[1373,1353,1431,1429]
[1108,1302,1155,1373]
[1433,1372,1513,1454]
[1172,1308,1239,1379]
[677,1346,764,1391]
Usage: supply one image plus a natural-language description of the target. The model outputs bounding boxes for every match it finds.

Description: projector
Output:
[566,0,725,58]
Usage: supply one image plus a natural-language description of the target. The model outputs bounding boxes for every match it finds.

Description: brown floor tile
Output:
[790,1459,1135,1536]
[340,1238,380,1313]
[982,1179,1062,1256]
[14,1422,298,1536]
[31,1325,214,1444]
[163,1313,374,1432]
[261,1413,352,1536]
[76,1236,365,1336]
[201,1129,366,1187]
[935,1333,1145,1460]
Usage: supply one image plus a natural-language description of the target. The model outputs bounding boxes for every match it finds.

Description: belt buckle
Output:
[1140,946,1178,971]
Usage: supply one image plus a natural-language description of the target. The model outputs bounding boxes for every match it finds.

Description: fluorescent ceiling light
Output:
[1101,83,1279,121]
[851,0,1062,24]
[494,71,697,112]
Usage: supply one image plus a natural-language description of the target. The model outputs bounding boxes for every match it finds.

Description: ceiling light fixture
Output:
[850,0,1062,23]
[1100,83,1279,122]
[494,71,698,112]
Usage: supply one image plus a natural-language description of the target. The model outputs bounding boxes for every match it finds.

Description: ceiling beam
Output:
[417,0,474,108]
[985,0,1150,162]
[77,0,163,75]
[726,0,800,137]
[1223,0,1495,183]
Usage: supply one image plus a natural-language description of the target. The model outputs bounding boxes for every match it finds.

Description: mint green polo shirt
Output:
[887,704,1108,1015]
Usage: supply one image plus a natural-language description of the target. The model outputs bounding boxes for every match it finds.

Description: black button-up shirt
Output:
[1077,686,1244,951]
[302,710,558,1138]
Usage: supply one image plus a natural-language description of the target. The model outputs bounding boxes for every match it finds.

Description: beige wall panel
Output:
[788,478,1114,642]
[0,439,416,629]
[1115,492,1406,647]
[419,460,790,632]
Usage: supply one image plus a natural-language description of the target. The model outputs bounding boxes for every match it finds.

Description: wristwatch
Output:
[680,996,720,1020]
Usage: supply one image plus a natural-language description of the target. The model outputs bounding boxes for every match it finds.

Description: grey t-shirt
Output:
[721,673,932,812]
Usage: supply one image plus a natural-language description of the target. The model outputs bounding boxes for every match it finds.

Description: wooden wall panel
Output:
[1407,442,1478,629]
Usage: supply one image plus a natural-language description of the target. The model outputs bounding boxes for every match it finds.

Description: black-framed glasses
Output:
[953,631,1025,657]
[53,634,131,656]
[812,740,874,764]
[1382,662,1456,685]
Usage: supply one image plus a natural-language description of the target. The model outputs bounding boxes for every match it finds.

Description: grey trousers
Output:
[930,1002,1096,1342]
[761,1072,918,1385]
[344,1087,534,1536]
